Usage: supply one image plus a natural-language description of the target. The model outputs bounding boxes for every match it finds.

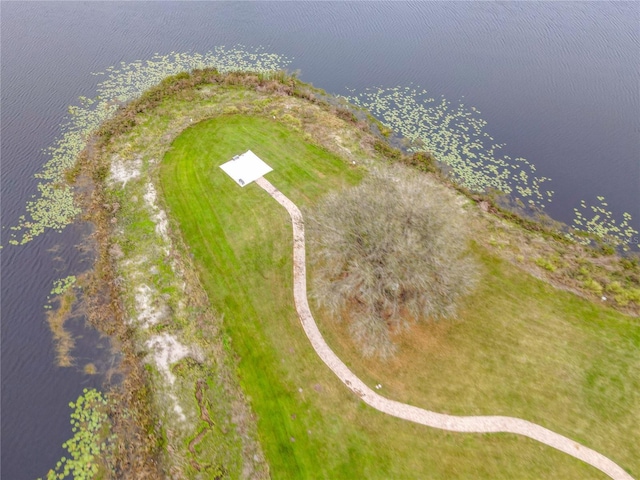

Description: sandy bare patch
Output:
[135,284,166,327]
[144,182,171,248]
[143,181,157,206]
[145,333,195,422]
[110,154,142,186]
[170,393,187,422]
[146,333,191,386]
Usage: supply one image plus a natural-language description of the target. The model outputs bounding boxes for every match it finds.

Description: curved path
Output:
[254,177,633,480]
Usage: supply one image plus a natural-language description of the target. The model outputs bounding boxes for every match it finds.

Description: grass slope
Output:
[160,115,636,478]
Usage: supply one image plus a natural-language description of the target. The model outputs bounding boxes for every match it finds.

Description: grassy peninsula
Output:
[72,70,638,478]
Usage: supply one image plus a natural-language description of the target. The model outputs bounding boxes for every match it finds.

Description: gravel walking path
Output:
[255,177,633,480]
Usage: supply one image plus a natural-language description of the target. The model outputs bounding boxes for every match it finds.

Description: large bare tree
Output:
[308,166,477,358]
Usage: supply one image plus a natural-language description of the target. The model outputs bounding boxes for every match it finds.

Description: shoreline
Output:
[68,69,638,476]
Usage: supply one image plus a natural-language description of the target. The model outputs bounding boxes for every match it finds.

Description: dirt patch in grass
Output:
[145,333,193,386]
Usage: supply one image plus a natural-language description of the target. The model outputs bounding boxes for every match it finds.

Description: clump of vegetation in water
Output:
[8,47,290,246]
[46,276,79,367]
[40,388,114,480]
[50,276,76,296]
[309,166,478,358]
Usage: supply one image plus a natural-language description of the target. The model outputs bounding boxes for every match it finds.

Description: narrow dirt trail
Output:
[255,177,633,480]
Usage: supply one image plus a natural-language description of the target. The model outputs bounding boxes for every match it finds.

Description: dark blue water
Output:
[1,2,638,478]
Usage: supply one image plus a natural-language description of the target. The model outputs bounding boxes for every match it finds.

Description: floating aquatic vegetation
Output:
[346,86,553,210]
[9,47,291,245]
[569,196,639,250]
[347,86,640,250]
[11,50,635,252]
[50,275,77,296]
[40,388,114,480]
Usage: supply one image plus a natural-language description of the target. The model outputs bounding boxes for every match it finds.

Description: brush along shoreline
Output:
[73,69,638,477]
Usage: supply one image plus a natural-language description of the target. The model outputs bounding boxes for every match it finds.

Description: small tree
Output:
[308,166,477,358]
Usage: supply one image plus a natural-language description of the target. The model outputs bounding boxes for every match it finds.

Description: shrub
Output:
[404,151,437,173]
[606,281,624,294]
[627,288,640,303]
[535,257,557,272]
[308,166,478,358]
[334,107,358,124]
[373,139,403,161]
[582,278,603,294]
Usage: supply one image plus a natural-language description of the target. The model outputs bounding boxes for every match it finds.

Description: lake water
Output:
[1,2,638,478]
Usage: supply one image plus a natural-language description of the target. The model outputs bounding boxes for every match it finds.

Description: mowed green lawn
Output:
[160,115,636,478]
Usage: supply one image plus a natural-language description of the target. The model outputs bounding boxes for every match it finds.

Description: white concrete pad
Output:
[220,150,273,187]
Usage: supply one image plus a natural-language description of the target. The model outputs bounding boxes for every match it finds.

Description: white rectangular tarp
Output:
[219,150,273,187]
